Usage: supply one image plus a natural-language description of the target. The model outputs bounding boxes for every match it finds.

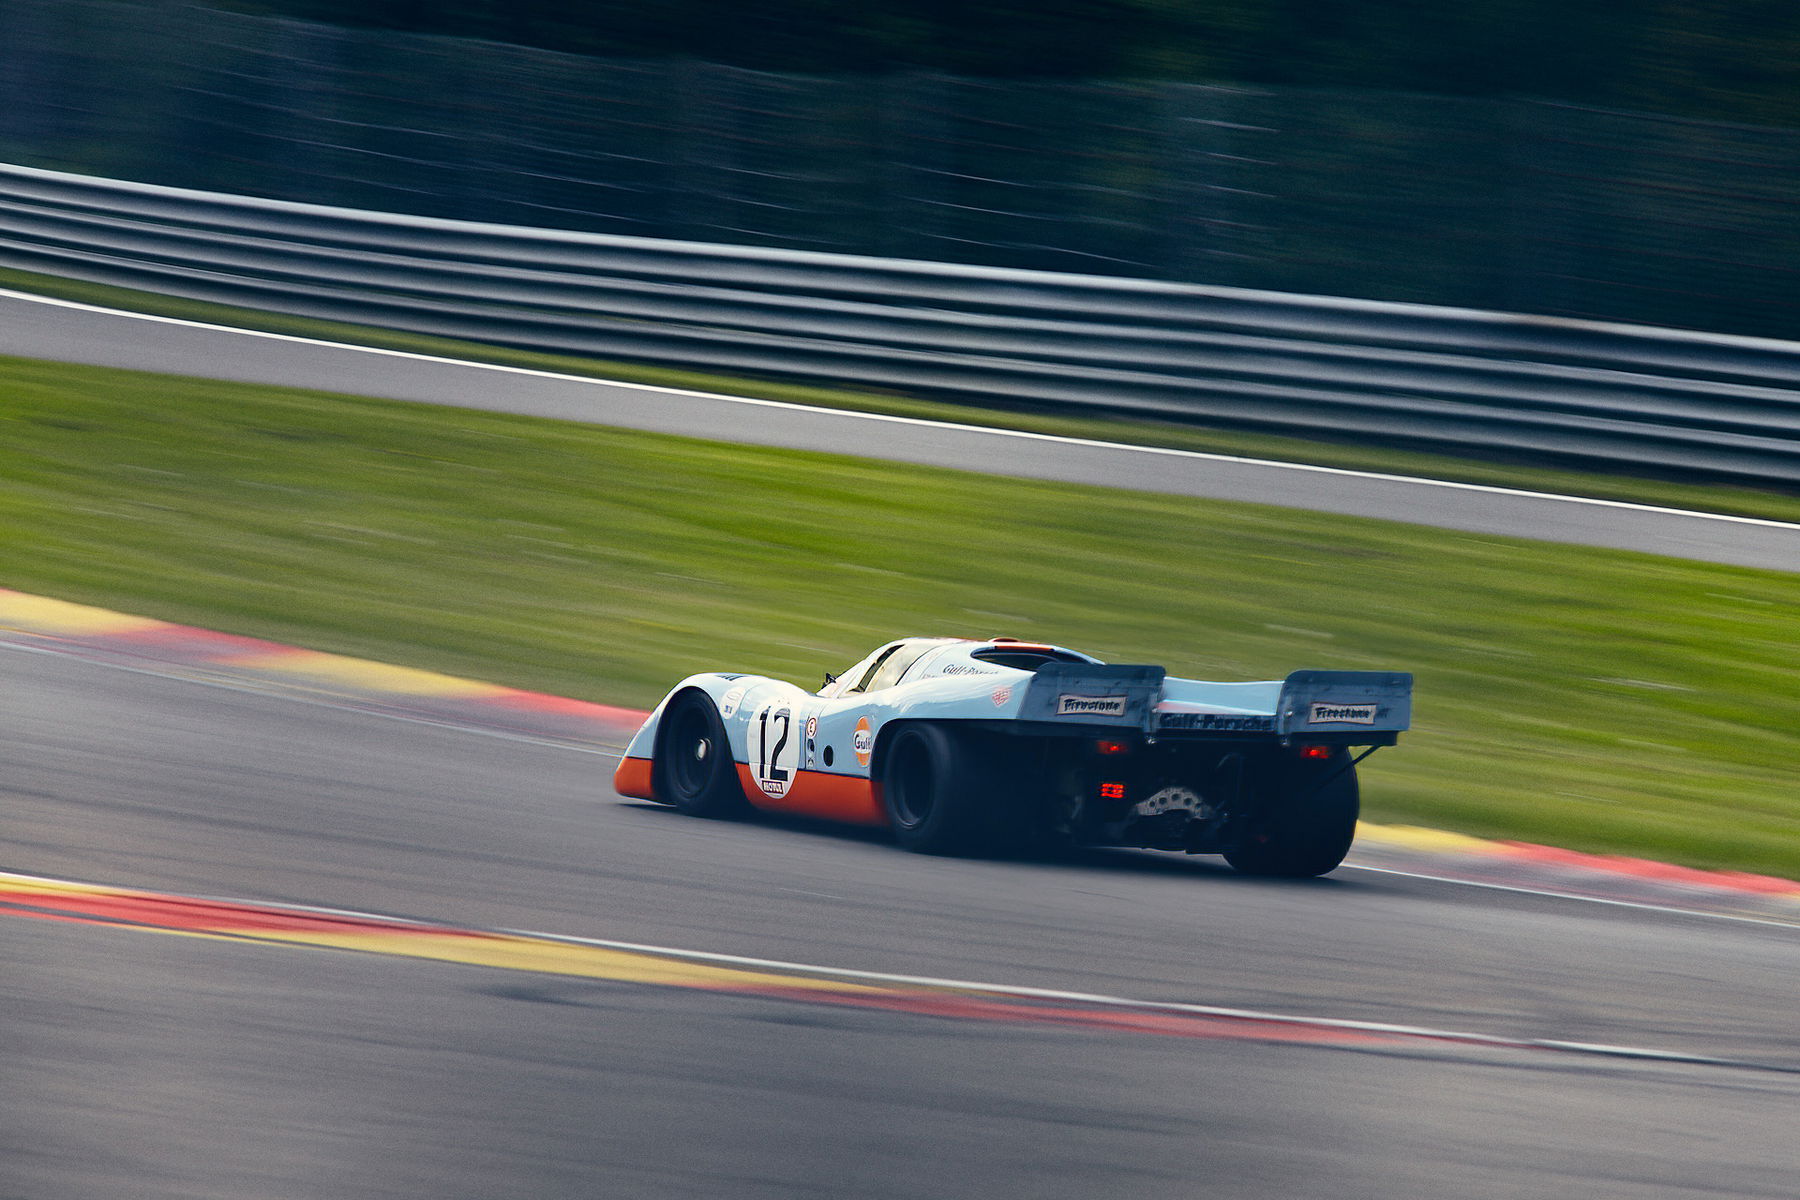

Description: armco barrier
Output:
[3,162,1798,484]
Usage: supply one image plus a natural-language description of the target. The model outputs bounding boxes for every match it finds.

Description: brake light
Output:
[1095,739,1130,756]
[1298,744,1333,760]
[1099,782,1126,800]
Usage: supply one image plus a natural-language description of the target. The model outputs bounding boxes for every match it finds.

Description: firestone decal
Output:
[1056,694,1128,718]
[719,685,748,719]
[1309,702,1378,725]
[852,716,875,767]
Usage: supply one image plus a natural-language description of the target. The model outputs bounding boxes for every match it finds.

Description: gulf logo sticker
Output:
[853,716,874,766]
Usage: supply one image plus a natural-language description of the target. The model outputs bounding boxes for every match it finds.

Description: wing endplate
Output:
[1018,663,1166,727]
[1275,670,1413,737]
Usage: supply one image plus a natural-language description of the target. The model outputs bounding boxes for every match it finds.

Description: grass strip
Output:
[7,265,1800,526]
[3,354,1796,878]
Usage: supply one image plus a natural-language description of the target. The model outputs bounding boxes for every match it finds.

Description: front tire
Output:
[880,723,1008,856]
[656,693,750,819]
[1224,752,1359,878]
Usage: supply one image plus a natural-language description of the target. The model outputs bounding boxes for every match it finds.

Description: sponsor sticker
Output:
[720,685,747,719]
[1056,694,1128,718]
[1157,712,1275,733]
[852,716,874,766]
[805,715,818,741]
[1309,702,1378,725]
[990,686,1012,707]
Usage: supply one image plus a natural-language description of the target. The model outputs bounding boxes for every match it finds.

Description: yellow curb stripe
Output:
[212,650,514,698]
[1356,821,1514,856]
[0,874,142,898]
[0,590,169,636]
[250,930,886,993]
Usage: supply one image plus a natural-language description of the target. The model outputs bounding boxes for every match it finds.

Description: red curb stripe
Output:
[1495,842,1800,896]
[103,624,303,658]
[481,690,649,725]
[0,888,463,937]
[733,984,1394,1044]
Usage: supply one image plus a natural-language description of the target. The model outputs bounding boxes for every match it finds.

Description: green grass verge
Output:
[4,354,1797,878]
[7,266,1800,525]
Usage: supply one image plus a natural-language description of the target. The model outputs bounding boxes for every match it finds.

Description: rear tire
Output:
[880,724,1008,856]
[1224,752,1359,878]
[656,693,750,819]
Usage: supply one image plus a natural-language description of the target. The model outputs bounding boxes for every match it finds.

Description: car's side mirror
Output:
[821,672,838,689]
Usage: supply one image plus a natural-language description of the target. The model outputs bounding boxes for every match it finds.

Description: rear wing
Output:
[1276,670,1413,741]
[1018,663,1412,744]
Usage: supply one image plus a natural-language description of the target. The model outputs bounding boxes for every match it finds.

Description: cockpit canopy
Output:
[820,637,1100,697]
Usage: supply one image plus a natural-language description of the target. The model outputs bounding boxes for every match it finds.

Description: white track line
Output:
[9,287,1798,533]
[1342,863,1800,931]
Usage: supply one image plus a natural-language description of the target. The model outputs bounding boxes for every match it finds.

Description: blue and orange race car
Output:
[615,636,1412,877]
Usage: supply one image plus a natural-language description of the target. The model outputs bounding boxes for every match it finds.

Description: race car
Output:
[613,636,1412,877]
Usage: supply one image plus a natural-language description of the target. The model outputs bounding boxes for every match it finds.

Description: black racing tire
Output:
[1223,752,1360,878]
[655,692,750,819]
[879,723,1008,856]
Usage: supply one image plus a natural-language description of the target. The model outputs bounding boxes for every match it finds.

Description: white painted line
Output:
[9,286,1798,533]
[502,926,1767,1072]
[1342,863,1800,930]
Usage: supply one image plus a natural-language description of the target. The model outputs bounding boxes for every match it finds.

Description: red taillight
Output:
[1298,744,1334,760]
[1095,739,1130,756]
[1099,782,1126,800]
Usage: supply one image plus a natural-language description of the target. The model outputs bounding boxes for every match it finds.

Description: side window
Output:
[841,644,906,696]
[863,642,937,693]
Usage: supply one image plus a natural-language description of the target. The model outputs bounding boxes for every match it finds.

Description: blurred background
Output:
[3,0,1797,339]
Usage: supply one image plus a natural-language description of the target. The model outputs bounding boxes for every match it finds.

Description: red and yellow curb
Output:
[0,587,643,741]
[1354,823,1800,903]
[0,870,1388,1046]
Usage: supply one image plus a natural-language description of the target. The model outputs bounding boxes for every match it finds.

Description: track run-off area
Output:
[4,290,1799,1197]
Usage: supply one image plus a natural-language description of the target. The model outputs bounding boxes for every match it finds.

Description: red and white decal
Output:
[991,686,1012,707]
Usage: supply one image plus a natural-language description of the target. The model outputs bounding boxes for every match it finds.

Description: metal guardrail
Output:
[3,162,1798,484]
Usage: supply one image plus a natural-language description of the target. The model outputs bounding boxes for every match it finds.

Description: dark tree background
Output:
[202,0,1800,127]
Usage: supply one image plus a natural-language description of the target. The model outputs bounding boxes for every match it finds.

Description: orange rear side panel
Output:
[735,765,887,827]
[612,755,657,801]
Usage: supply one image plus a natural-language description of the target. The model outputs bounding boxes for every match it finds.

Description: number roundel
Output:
[750,703,798,797]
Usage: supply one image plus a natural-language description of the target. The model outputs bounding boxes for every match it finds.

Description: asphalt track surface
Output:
[4,288,1799,573]
[6,644,1799,1199]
